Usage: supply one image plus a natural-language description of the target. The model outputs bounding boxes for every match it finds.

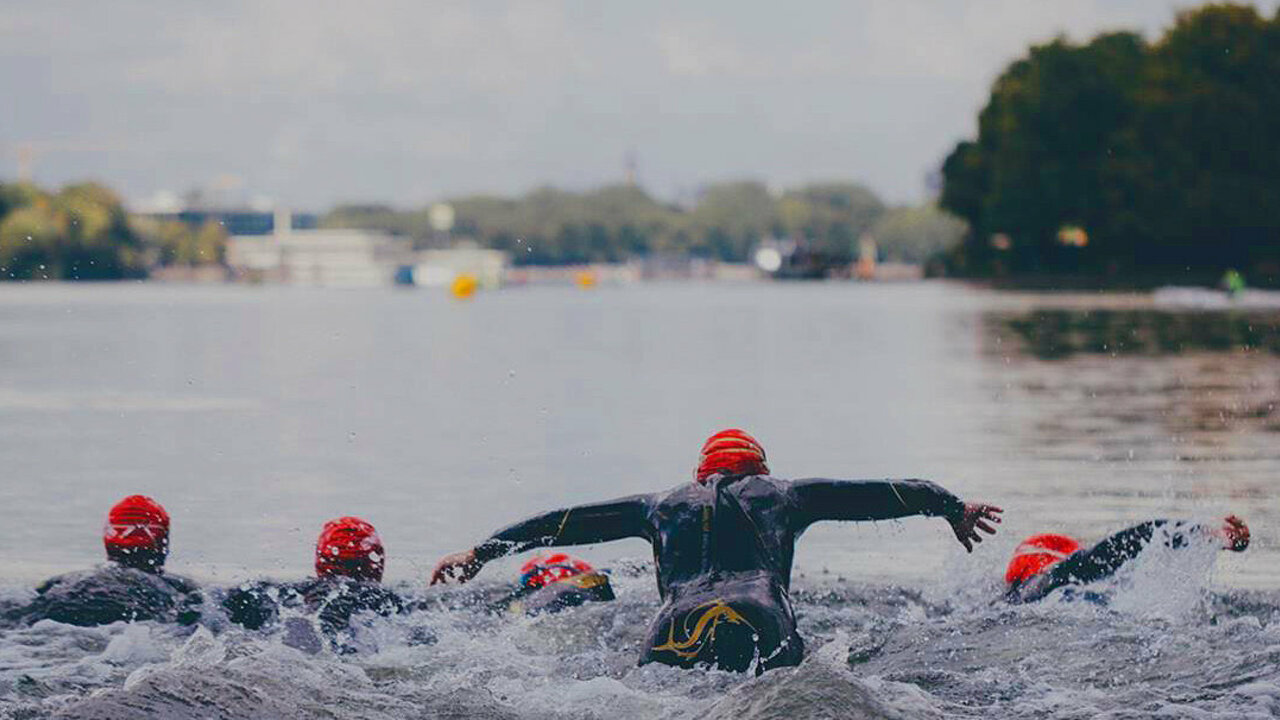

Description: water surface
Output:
[0,282,1276,718]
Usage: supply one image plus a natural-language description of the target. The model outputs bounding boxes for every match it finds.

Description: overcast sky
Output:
[2,0,1277,210]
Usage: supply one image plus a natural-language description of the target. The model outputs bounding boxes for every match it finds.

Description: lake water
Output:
[1,281,1277,719]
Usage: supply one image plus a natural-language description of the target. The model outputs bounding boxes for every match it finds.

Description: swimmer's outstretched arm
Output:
[789,478,1002,552]
[430,494,655,585]
[1049,515,1247,586]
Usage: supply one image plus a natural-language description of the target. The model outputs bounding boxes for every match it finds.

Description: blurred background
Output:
[1,0,1278,587]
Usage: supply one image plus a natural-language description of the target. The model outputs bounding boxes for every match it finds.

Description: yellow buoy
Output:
[575,270,597,288]
[450,273,478,299]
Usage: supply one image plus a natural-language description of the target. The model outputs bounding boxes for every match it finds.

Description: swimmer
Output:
[501,552,615,616]
[6,495,202,627]
[431,429,1001,673]
[223,516,403,649]
[1005,515,1250,604]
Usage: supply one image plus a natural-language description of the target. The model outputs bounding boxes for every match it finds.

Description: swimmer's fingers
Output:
[1221,515,1250,552]
[973,504,1001,536]
[428,560,454,585]
[951,522,975,553]
[429,550,481,585]
[950,502,1000,552]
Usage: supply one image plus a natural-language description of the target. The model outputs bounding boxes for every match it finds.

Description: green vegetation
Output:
[0,181,226,281]
[870,204,967,265]
[131,215,227,268]
[325,181,962,267]
[941,4,1280,286]
[0,182,146,280]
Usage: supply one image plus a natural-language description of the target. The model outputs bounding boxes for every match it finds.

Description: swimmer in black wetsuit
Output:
[431,429,1002,673]
[4,495,202,628]
[1004,515,1251,604]
[500,551,615,616]
[222,516,402,652]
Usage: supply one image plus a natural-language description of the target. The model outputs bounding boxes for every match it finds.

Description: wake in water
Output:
[2,544,1278,720]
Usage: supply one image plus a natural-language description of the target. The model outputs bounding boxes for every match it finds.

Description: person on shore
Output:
[5,495,202,627]
[500,551,615,616]
[1005,515,1251,604]
[431,429,1002,673]
[222,516,403,650]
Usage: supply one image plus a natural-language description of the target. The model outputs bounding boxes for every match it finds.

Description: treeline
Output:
[324,182,965,267]
[0,182,226,281]
[941,3,1280,286]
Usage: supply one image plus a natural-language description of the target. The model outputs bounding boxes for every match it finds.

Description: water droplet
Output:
[347,432,357,442]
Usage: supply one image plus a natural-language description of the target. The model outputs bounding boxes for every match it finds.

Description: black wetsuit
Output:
[222,576,403,652]
[4,565,202,627]
[503,572,616,616]
[1007,520,1206,604]
[472,475,964,672]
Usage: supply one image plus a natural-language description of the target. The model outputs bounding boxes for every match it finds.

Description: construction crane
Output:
[2,140,115,182]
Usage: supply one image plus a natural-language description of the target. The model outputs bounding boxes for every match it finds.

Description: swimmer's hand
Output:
[949,503,1002,553]
[1217,515,1250,552]
[430,549,484,585]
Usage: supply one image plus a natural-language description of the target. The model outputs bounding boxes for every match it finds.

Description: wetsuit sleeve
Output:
[1045,519,1202,587]
[788,478,965,530]
[223,583,280,630]
[473,494,654,563]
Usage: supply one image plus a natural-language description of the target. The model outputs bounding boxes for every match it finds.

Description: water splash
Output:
[1,559,1277,719]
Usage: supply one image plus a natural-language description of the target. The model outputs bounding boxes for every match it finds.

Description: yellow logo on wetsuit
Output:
[563,572,608,590]
[652,599,758,660]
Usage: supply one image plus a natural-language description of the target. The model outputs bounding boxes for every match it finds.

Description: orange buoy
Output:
[450,273,478,299]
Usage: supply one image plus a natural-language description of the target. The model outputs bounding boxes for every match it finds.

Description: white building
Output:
[413,242,508,288]
[227,227,414,287]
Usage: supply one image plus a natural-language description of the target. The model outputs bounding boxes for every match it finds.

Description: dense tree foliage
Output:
[324,180,939,266]
[0,181,227,281]
[870,204,968,264]
[940,4,1280,285]
[0,182,147,280]
[130,216,228,268]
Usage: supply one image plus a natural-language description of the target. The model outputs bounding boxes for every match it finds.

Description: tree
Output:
[0,182,147,280]
[689,181,777,261]
[320,179,888,266]
[871,205,968,264]
[940,4,1280,285]
[778,182,885,263]
[1127,4,1280,274]
[941,33,1146,275]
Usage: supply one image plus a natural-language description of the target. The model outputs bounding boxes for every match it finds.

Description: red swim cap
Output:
[103,495,170,570]
[1005,533,1081,585]
[695,428,768,483]
[315,516,385,582]
[519,552,594,590]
